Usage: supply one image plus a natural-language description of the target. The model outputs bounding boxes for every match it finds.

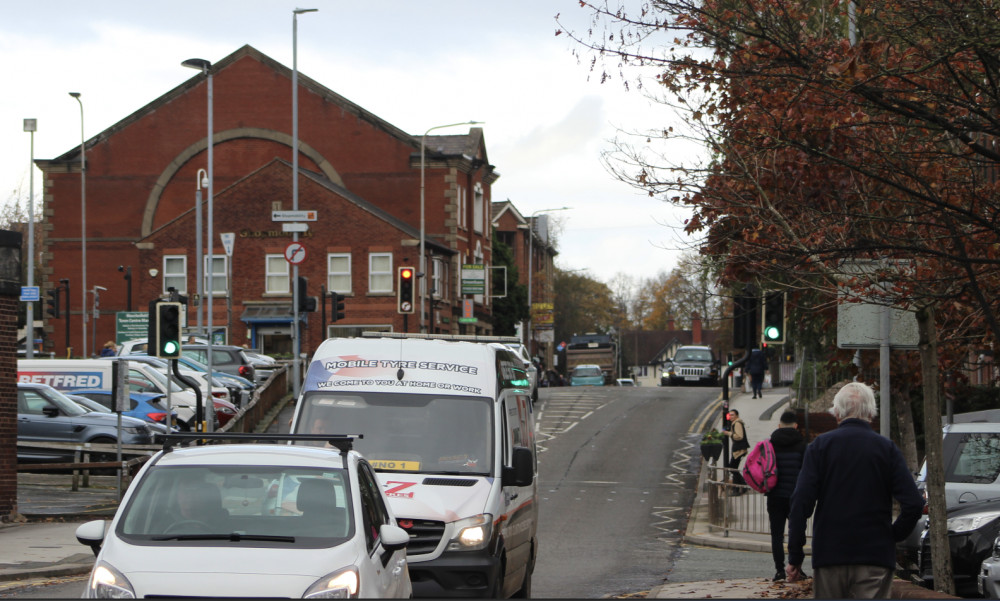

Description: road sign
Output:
[284,242,307,264]
[272,210,317,222]
[20,286,39,302]
[461,264,486,295]
[220,232,235,257]
[282,223,309,233]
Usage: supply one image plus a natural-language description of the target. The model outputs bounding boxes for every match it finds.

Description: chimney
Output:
[667,317,676,331]
[691,311,702,344]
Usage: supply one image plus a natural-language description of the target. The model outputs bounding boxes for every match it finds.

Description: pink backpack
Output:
[741,440,777,493]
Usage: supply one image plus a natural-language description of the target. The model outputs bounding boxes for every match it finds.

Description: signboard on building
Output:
[531,302,554,327]
[461,264,486,295]
[459,299,476,324]
[116,311,149,345]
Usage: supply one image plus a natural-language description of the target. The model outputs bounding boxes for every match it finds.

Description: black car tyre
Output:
[87,436,120,475]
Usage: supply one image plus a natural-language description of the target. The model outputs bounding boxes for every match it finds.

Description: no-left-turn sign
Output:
[284,241,307,265]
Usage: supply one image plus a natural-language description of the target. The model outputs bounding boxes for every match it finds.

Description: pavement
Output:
[0,385,956,598]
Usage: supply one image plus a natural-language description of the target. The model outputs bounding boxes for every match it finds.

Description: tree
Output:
[553,268,617,349]
[490,235,529,336]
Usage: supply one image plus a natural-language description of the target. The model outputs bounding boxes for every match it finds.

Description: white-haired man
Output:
[786,381,923,598]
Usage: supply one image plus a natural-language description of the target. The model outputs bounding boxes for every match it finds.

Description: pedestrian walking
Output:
[767,410,806,581]
[723,408,750,490]
[746,347,768,398]
[786,382,924,598]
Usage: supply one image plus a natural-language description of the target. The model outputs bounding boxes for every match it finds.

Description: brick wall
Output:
[0,232,21,520]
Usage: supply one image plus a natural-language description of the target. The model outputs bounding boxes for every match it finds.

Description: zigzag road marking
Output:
[650,433,702,540]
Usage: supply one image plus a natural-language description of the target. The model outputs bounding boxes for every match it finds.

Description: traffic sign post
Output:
[272,210,317,221]
[20,286,39,302]
[284,242,307,265]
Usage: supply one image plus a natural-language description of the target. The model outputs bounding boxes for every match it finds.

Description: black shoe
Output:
[773,571,785,581]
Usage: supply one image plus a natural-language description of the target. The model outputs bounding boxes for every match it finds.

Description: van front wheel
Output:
[512,569,531,598]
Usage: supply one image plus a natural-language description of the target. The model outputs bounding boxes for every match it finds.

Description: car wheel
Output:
[490,563,505,598]
[88,436,119,475]
[512,567,531,598]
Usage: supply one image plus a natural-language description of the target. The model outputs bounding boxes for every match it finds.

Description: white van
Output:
[289,333,538,598]
[17,359,201,429]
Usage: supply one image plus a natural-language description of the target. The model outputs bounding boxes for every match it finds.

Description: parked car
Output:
[17,383,154,463]
[660,345,720,386]
[615,378,636,386]
[75,435,412,598]
[570,364,605,386]
[504,342,539,401]
[898,422,1000,579]
[182,345,267,385]
[116,336,209,357]
[70,389,179,429]
[980,536,1000,597]
[66,393,174,441]
[916,497,1000,596]
[173,355,255,405]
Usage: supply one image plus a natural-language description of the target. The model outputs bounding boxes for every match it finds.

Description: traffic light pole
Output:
[720,352,750,468]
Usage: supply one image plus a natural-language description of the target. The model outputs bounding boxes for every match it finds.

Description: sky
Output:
[1,1,701,287]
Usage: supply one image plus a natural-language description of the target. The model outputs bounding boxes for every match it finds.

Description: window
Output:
[368,253,392,293]
[163,256,187,294]
[432,257,448,300]
[358,463,389,552]
[457,185,466,230]
[473,183,484,234]
[266,254,289,294]
[948,433,1000,484]
[204,255,228,295]
[327,253,351,294]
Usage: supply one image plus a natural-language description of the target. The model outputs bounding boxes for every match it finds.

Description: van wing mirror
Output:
[502,447,534,487]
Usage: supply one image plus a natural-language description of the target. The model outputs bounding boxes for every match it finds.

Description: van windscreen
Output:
[297,392,493,476]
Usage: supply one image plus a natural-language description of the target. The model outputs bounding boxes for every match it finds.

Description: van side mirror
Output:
[502,447,534,487]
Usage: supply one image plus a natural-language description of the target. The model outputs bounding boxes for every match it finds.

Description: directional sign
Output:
[282,223,309,233]
[20,286,39,302]
[272,210,317,222]
[284,241,307,265]
[220,232,235,257]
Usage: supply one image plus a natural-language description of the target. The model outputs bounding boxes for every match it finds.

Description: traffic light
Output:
[397,266,415,314]
[45,288,60,319]
[762,291,786,345]
[733,292,758,349]
[331,291,346,322]
[296,276,317,312]
[153,301,182,358]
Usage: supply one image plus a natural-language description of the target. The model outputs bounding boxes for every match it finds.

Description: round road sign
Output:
[284,242,307,265]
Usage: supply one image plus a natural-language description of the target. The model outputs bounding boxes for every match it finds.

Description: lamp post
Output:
[24,118,37,358]
[420,120,483,333]
[90,285,106,357]
[117,265,132,311]
[182,58,213,387]
[69,92,86,358]
[527,207,570,357]
[292,7,318,401]
[194,168,208,335]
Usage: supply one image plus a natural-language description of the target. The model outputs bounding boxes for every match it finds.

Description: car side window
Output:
[357,463,387,553]
[19,390,54,415]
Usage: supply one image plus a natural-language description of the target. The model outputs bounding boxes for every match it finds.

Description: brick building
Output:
[35,45,500,357]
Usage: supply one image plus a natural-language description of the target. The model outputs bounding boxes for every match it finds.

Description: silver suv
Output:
[660,345,719,386]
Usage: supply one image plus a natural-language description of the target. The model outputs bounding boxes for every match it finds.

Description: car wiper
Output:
[151,533,296,543]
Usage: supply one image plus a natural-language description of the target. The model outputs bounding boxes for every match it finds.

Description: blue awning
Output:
[240,304,304,324]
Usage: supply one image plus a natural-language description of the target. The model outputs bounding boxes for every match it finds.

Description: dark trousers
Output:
[766,495,791,571]
[750,371,764,396]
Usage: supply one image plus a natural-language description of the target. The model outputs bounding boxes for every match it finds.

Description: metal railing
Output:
[704,464,812,538]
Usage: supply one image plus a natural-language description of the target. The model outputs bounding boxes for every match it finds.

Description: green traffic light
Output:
[764,326,781,340]
[163,341,179,355]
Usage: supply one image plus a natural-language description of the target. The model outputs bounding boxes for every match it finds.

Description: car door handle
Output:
[509,492,519,500]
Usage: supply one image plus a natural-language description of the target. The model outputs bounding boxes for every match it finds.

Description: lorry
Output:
[565,333,616,384]
[289,333,538,598]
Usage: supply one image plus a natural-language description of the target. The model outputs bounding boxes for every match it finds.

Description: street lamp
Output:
[90,285,106,357]
[24,118,37,358]
[527,207,570,356]
[194,168,208,335]
[117,265,132,311]
[420,120,483,333]
[182,57,213,400]
[292,7,318,401]
[69,92,86,358]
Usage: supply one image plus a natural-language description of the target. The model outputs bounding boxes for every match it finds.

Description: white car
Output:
[75,434,412,599]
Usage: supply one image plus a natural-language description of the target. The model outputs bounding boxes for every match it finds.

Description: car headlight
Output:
[303,567,359,599]
[947,510,1000,534]
[993,535,1000,559]
[87,561,135,599]
[445,514,493,551]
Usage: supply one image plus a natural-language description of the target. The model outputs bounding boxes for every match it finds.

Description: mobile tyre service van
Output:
[18,359,201,429]
[290,334,538,599]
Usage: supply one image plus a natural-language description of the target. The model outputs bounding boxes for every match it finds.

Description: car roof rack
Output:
[161,433,363,456]
[360,332,520,343]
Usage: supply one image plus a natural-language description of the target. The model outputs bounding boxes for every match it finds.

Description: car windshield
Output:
[675,349,713,362]
[573,367,602,378]
[118,465,353,547]
[296,392,493,476]
[39,387,88,416]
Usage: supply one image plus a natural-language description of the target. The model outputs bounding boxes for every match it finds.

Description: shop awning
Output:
[239,304,298,323]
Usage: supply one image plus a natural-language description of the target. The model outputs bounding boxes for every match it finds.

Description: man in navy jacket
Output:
[787,382,923,598]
